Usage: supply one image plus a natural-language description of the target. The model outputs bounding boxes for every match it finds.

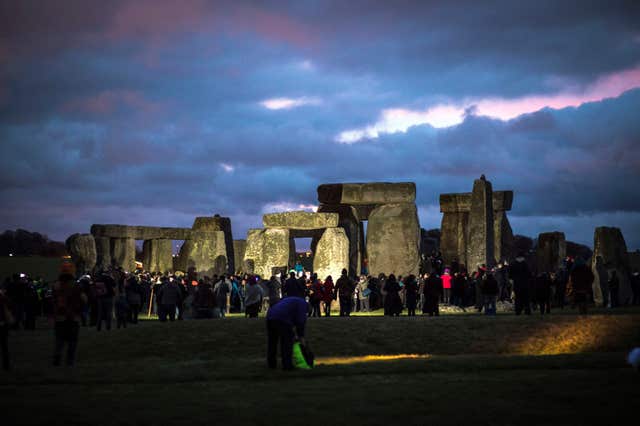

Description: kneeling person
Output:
[266,296,307,370]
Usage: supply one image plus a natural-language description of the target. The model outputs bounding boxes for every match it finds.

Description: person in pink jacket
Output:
[441,268,452,305]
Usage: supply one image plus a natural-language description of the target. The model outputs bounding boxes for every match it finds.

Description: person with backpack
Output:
[95,272,116,331]
[52,264,87,366]
[266,296,308,370]
[357,275,370,313]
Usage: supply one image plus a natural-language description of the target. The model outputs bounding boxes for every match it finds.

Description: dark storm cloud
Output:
[0,0,639,248]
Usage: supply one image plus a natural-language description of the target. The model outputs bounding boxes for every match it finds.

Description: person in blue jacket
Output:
[266,296,307,370]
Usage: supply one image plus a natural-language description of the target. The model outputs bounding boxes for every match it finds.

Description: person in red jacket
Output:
[321,276,335,317]
[441,268,452,305]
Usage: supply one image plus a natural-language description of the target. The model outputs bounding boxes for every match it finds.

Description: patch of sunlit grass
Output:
[512,316,637,355]
[316,354,431,365]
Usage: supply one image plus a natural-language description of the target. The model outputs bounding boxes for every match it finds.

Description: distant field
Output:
[0,256,65,281]
[2,308,639,425]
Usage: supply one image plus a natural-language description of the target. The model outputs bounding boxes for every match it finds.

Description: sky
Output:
[1,0,639,250]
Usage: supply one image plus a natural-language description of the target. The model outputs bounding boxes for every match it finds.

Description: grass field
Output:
[2,308,640,426]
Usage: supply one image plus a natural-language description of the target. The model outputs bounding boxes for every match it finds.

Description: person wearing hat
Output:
[52,263,87,366]
[509,253,532,315]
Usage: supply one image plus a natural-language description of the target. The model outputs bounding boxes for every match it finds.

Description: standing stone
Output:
[94,236,112,271]
[317,204,361,276]
[536,232,566,273]
[367,203,420,277]
[111,238,136,271]
[65,233,97,275]
[592,227,633,305]
[243,229,265,275]
[178,231,227,277]
[191,216,234,274]
[233,240,247,273]
[142,239,173,273]
[260,228,292,279]
[439,211,469,268]
[494,211,515,263]
[313,228,349,281]
[466,178,495,270]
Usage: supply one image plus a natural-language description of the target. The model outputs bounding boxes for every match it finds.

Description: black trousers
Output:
[339,297,351,316]
[96,298,113,331]
[1,324,9,371]
[266,319,294,370]
[515,291,531,315]
[129,304,140,323]
[310,300,321,317]
[54,320,79,366]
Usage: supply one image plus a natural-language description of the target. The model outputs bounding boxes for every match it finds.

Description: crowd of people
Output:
[1,252,640,371]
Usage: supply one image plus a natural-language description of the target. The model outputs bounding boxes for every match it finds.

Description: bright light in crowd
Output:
[261,96,321,110]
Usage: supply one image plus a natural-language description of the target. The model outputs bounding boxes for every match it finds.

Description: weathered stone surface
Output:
[439,193,472,213]
[440,191,513,213]
[111,238,136,271]
[65,233,97,274]
[142,239,173,273]
[263,211,339,230]
[440,211,469,267]
[536,232,566,273]
[191,216,234,274]
[177,231,227,278]
[243,229,264,274]
[494,211,514,263]
[318,182,416,205]
[367,203,420,277]
[316,204,361,276]
[94,237,112,271]
[466,178,495,269]
[233,240,246,273]
[591,227,633,305]
[91,224,192,240]
[313,228,349,281]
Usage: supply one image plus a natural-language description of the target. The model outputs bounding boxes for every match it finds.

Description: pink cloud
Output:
[227,5,315,47]
[474,65,640,120]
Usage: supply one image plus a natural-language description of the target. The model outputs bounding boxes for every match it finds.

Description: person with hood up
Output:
[383,274,403,316]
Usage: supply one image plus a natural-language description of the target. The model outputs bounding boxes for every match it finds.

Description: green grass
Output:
[2,309,640,426]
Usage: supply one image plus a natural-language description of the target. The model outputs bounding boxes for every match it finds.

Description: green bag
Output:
[292,342,312,370]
